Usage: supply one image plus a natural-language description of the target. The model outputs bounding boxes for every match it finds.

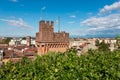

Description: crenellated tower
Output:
[36,20,54,42]
[36,20,69,55]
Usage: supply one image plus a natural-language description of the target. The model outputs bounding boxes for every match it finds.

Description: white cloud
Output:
[41,6,46,10]
[69,15,76,18]
[67,21,75,24]
[79,1,120,37]
[0,18,32,29]
[99,1,120,14]
[80,14,120,36]
[10,0,18,2]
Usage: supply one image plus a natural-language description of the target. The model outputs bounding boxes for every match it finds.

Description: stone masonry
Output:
[36,20,69,55]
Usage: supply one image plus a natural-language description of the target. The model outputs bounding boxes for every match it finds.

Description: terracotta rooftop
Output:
[3,50,23,59]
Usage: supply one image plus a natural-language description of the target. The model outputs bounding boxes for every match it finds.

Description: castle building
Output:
[36,20,69,55]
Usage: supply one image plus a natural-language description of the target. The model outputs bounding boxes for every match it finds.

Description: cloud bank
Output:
[99,1,120,14]
[0,18,32,29]
[80,1,120,37]
[81,14,120,31]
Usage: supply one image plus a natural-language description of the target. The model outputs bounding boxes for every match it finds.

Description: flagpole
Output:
[58,16,60,32]
[56,16,60,32]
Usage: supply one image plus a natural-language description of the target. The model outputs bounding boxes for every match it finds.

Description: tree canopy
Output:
[0,49,120,79]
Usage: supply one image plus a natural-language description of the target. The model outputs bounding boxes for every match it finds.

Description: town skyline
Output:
[0,0,120,38]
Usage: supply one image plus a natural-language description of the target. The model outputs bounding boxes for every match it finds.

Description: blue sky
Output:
[0,0,120,37]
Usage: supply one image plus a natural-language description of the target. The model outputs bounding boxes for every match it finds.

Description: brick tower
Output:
[36,20,69,55]
[26,36,31,46]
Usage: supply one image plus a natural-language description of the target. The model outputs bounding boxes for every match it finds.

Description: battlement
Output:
[40,20,54,27]
[37,20,69,43]
[39,20,54,32]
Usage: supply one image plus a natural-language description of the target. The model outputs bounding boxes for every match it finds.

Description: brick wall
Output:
[36,20,69,55]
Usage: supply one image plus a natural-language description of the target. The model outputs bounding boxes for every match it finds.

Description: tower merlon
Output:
[46,21,50,27]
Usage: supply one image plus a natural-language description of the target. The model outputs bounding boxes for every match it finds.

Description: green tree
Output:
[98,40,109,51]
[1,49,120,79]
[22,37,26,40]
[2,37,12,44]
[115,35,120,47]
[95,39,100,46]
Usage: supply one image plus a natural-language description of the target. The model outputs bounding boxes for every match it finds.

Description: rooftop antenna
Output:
[56,16,60,32]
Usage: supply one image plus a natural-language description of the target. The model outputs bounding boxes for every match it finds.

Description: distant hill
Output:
[70,34,117,38]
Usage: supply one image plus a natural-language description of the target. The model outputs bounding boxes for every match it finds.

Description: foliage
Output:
[115,35,120,47]
[0,37,12,44]
[95,39,100,46]
[98,40,110,52]
[95,40,110,52]
[22,37,26,40]
[0,49,120,79]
